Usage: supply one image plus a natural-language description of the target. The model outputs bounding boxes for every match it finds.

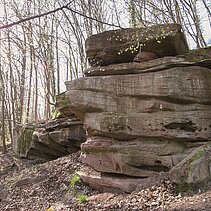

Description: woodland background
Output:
[0,0,210,152]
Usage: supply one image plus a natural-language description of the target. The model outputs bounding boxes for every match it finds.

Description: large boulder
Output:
[66,66,211,121]
[16,118,86,160]
[169,143,211,185]
[14,91,87,160]
[86,23,189,66]
[66,65,211,181]
[66,28,211,192]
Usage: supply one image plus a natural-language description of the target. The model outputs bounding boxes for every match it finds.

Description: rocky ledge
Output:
[86,23,188,66]
[14,92,86,160]
[15,117,86,160]
[66,23,211,193]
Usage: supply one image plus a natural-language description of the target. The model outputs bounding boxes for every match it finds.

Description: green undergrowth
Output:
[70,174,88,204]
[77,194,88,203]
[70,174,81,186]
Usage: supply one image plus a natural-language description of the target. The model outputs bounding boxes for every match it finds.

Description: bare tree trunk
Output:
[55,22,60,94]
[0,80,6,153]
[0,37,6,153]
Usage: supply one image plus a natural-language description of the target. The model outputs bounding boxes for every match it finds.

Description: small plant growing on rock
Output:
[70,174,88,204]
[77,194,88,203]
[70,174,81,186]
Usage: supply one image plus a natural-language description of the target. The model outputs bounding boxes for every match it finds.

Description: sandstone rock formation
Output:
[77,164,153,193]
[66,25,211,192]
[133,51,158,62]
[14,92,86,160]
[84,47,211,76]
[169,143,211,184]
[16,118,86,160]
[86,23,188,66]
[52,92,76,119]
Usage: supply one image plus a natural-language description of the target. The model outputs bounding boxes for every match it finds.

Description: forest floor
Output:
[0,145,211,211]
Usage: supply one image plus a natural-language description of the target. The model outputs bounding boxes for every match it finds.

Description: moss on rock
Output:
[17,124,36,157]
[52,92,76,119]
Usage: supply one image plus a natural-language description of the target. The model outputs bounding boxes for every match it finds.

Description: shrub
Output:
[77,194,88,203]
[70,174,81,186]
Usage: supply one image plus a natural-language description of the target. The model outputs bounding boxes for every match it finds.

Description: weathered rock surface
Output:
[84,47,211,76]
[14,91,86,160]
[66,26,211,192]
[80,137,191,177]
[133,51,158,62]
[52,91,76,119]
[16,118,86,159]
[67,66,211,121]
[84,58,211,77]
[66,65,211,190]
[86,23,188,66]
[77,165,155,193]
[84,111,211,140]
[169,143,211,184]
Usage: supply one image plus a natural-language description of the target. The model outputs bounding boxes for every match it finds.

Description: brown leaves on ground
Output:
[0,146,211,211]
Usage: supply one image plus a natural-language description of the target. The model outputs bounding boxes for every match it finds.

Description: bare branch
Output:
[0,1,124,30]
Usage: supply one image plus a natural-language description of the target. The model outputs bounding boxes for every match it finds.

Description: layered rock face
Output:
[86,23,188,66]
[16,118,86,160]
[15,92,86,160]
[66,24,211,192]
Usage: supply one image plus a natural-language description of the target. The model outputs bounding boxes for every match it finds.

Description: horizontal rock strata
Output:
[66,65,211,189]
[77,165,165,193]
[16,118,86,160]
[84,111,211,140]
[66,66,211,120]
[66,27,211,192]
[80,136,192,177]
[86,23,188,66]
[84,47,211,76]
